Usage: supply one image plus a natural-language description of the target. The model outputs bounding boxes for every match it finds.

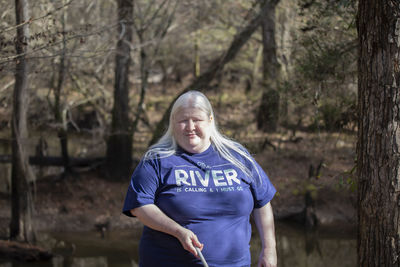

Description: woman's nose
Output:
[186,120,195,131]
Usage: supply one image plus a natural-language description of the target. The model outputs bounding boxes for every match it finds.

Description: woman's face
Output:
[173,107,212,154]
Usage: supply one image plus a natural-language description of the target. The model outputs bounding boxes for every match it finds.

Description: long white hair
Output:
[144,90,260,181]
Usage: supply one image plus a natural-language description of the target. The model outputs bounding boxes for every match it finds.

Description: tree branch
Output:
[149,0,268,145]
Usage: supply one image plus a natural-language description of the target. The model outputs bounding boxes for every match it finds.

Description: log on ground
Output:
[0,240,52,261]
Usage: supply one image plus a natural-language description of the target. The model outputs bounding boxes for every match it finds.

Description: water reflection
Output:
[0,222,356,267]
[273,223,356,267]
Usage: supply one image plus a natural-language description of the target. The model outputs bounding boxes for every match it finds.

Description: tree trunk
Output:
[257,0,280,133]
[149,1,269,145]
[357,0,400,266]
[193,30,200,78]
[10,0,35,242]
[54,5,71,178]
[131,35,148,142]
[105,0,134,179]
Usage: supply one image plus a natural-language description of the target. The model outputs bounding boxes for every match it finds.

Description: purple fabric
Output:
[123,145,276,267]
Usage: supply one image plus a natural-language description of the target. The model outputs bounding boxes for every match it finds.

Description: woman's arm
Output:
[131,204,203,256]
[253,202,277,267]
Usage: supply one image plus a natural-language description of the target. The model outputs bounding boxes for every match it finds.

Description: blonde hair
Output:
[145,91,260,181]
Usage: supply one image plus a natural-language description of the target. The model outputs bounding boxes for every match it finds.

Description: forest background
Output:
[0,0,358,257]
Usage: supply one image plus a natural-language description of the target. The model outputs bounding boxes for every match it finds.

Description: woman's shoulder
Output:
[225,142,252,158]
[133,153,177,177]
[142,150,187,166]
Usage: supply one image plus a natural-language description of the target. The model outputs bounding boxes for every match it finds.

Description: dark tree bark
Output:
[105,0,134,179]
[149,1,270,145]
[10,0,35,242]
[131,42,148,140]
[54,9,71,178]
[357,0,400,266]
[257,0,280,132]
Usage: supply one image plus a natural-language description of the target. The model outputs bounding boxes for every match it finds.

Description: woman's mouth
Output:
[186,133,197,138]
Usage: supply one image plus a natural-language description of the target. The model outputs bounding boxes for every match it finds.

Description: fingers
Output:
[177,228,204,257]
[186,234,204,256]
[258,250,277,267]
[191,234,204,250]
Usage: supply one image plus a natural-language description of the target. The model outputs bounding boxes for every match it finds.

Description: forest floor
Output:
[0,130,357,239]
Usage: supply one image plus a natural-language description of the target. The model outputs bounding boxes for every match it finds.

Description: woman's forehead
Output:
[174,107,208,118]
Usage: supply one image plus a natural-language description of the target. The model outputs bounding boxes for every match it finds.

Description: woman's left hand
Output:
[253,203,277,267]
[257,247,277,267]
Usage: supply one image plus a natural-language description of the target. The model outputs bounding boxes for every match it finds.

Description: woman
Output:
[123,91,277,267]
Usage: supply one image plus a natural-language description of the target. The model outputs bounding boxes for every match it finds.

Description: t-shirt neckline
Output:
[177,144,214,157]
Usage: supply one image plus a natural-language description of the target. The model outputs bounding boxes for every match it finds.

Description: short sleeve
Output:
[250,160,276,209]
[122,159,160,217]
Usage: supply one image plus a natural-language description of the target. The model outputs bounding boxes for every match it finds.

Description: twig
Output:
[0,0,74,34]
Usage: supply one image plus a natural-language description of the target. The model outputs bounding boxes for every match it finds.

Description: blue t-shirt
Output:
[122,145,276,267]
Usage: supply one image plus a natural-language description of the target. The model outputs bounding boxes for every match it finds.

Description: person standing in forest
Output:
[122,90,277,267]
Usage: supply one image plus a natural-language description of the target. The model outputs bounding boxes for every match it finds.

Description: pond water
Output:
[0,222,356,267]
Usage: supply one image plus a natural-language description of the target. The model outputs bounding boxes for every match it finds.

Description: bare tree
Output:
[357,0,400,266]
[10,0,35,242]
[51,0,71,178]
[131,0,177,143]
[105,0,134,179]
[149,0,270,145]
[257,0,280,132]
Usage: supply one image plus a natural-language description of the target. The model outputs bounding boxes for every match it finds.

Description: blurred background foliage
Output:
[0,0,358,157]
[0,0,360,252]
